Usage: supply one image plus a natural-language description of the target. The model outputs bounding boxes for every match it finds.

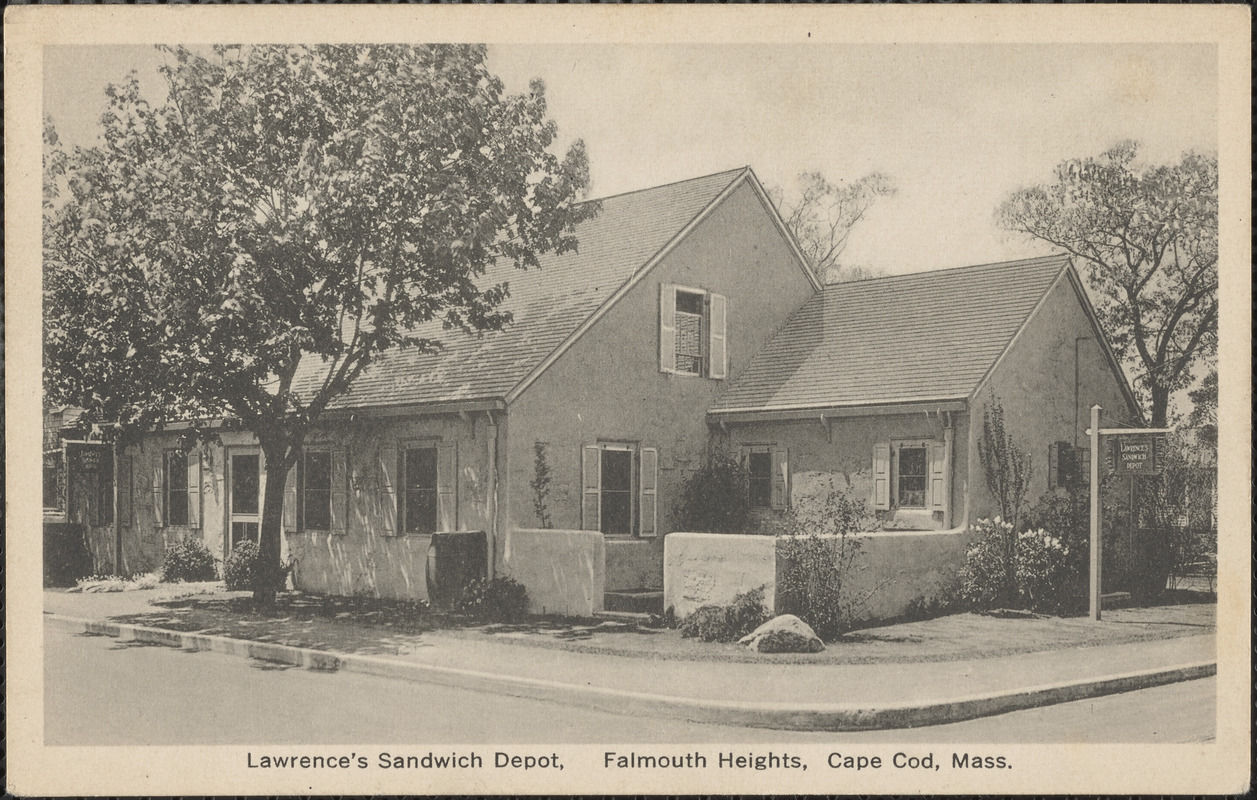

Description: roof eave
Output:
[708,397,969,423]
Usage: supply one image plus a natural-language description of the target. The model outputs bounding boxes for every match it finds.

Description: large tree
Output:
[44,44,592,601]
[772,171,897,283]
[998,141,1217,427]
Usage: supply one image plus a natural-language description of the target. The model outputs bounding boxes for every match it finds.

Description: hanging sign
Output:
[1111,434,1162,475]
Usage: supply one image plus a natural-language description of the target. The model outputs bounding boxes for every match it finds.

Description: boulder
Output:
[738,614,825,653]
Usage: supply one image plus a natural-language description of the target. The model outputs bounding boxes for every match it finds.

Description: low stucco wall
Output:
[496,528,605,618]
[664,532,777,618]
[605,538,663,591]
[288,531,433,602]
[665,527,974,624]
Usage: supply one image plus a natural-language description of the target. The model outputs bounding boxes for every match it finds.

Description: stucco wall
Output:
[722,411,970,531]
[605,539,663,591]
[664,532,777,618]
[506,182,817,561]
[664,528,973,625]
[970,275,1138,519]
[495,528,605,617]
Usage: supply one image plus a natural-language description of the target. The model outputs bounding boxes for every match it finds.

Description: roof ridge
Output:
[576,166,748,207]
[820,253,1070,290]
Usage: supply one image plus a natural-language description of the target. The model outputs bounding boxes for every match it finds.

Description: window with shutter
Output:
[581,445,601,531]
[928,442,947,512]
[283,461,299,533]
[770,447,789,510]
[330,449,348,535]
[747,448,772,508]
[872,444,891,510]
[436,443,457,532]
[165,451,189,526]
[659,283,677,374]
[300,450,333,531]
[378,446,397,536]
[402,446,438,534]
[708,292,727,379]
[186,450,202,529]
[662,283,728,379]
[639,447,658,537]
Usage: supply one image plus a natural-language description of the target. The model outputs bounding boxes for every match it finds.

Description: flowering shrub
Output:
[960,517,1080,614]
[160,540,218,583]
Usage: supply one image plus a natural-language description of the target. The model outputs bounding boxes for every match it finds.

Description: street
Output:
[45,626,1214,745]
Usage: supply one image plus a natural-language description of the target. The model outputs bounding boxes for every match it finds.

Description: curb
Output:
[45,614,1216,732]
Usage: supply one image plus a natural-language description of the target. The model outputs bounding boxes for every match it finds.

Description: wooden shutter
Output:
[152,457,165,527]
[659,283,677,374]
[872,443,891,510]
[378,446,397,536]
[581,445,601,531]
[186,450,202,529]
[330,449,348,535]
[283,460,298,533]
[1047,442,1060,490]
[708,292,727,379]
[436,443,457,532]
[770,446,789,510]
[117,454,133,527]
[928,442,947,512]
[639,447,658,537]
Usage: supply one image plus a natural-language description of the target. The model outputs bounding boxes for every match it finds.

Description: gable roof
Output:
[292,168,764,411]
[709,255,1086,414]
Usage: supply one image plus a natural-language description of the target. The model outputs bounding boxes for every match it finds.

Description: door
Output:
[227,449,263,551]
[600,447,634,535]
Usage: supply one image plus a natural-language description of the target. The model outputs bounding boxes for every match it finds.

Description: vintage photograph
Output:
[7,5,1249,796]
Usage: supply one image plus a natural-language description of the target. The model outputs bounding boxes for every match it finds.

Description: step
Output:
[1101,591,1133,609]
[593,610,654,625]
[603,588,664,615]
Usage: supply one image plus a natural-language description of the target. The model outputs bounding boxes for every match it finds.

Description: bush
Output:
[675,447,750,533]
[1014,529,1074,614]
[160,539,218,583]
[775,485,872,640]
[678,585,770,643]
[960,518,1079,614]
[959,518,1016,610]
[457,576,529,623]
[44,522,94,587]
[223,541,291,592]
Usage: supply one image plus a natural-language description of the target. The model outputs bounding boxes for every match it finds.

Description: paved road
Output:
[45,626,1214,745]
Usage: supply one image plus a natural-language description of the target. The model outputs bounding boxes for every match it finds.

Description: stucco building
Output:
[72,167,1139,615]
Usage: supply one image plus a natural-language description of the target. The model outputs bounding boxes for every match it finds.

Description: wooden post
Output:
[1089,404,1102,621]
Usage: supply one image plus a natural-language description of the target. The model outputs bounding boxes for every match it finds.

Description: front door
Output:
[227,449,263,551]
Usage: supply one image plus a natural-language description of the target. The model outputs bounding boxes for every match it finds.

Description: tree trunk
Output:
[1149,386,1170,428]
[253,443,295,606]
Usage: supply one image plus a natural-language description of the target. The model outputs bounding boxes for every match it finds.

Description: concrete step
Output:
[603,588,663,615]
[593,610,654,625]
[1101,591,1133,609]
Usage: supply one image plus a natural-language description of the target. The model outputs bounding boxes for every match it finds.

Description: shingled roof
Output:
[292,168,752,410]
[708,255,1076,414]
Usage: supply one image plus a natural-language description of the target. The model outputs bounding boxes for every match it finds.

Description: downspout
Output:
[942,412,954,529]
[1074,337,1090,447]
[485,410,499,580]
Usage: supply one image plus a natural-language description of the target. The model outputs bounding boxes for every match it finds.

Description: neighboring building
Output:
[75,168,1141,612]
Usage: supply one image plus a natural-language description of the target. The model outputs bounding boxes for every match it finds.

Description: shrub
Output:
[457,576,530,623]
[44,523,95,587]
[775,484,873,640]
[960,518,1080,614]
[678,586,770,642]
[675,447,750,533]
[160,539,218,583]
[223,541,291,592]
[1014,528,1074,614]
[959,518,1016,610]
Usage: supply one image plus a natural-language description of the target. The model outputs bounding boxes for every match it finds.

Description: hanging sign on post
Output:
[1111,434,1163,475]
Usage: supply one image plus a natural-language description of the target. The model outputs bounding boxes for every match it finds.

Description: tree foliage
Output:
[44,44,592,600]
[998,141,1217,426]
[772,171,896,284]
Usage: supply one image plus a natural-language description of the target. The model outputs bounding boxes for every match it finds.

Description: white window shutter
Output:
[331,449,349,535]
[659,283,677,374]
[186,450,202,529]
[872,444,891,510]
[283,460,298,533]
[436,443,457,532]
[117,455,133,527]
[639,447,658,537]
[928,442,947,512]
[378,446,397,536]
[770,446,789,510]
[152,458,164,527]
[708,292,727,379]
[581,445,601,531]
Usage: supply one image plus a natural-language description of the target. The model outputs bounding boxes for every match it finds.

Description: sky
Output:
[44,42,1217,276]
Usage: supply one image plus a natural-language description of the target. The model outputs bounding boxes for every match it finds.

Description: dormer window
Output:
[659,283,727,379]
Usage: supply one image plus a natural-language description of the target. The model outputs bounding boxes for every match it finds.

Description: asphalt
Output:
[43,589,1216,732]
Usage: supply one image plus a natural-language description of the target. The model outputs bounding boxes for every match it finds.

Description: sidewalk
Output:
[44,588,1216,731]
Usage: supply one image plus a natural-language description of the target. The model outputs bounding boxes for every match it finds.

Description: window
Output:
[44,450,64,511]
[748,451,772,508]
[166,451,189,526]
[741,445,787,510]
[301,450,332,531]
[896,446,928,508]
[403,446,438,534]
[95,452,114,526]
[582,443,658,537]
[659,284,727,379]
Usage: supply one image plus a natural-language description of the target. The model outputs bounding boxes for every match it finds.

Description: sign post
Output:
[1084,411,1170,621]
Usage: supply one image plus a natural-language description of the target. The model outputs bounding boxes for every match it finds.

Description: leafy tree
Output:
[771,171,897,283]
[44,44,592,602]
[998,141,1217,426]
[976,396,1034,604]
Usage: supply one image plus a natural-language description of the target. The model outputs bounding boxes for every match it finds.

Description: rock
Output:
[738,614,825,653]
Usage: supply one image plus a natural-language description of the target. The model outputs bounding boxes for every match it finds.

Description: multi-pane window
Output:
[896,446,928,508]
[403,447,438,535]
[600,447,634,535]
[301,450,332,531]
[748,450,772,508]
[166,451,189,526]
[674,290,706,375]
[581,443,659,537]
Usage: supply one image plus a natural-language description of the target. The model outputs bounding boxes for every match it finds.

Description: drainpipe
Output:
[942,412,954,529]
[485,410,499,580]
[1074,337,1091,447]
